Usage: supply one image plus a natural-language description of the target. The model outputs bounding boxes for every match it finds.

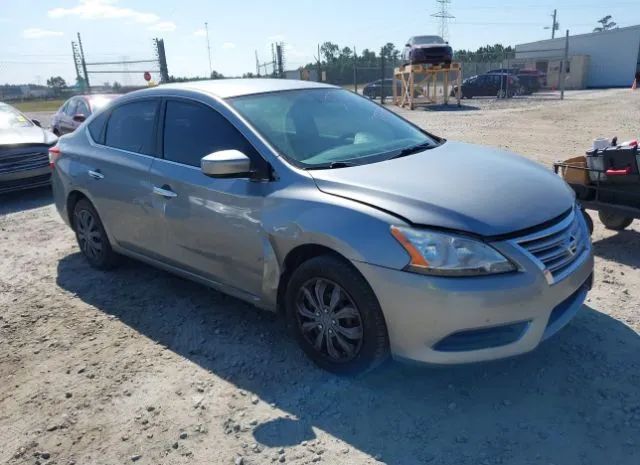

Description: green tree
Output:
[210,70,225,79]
[46,76,67,96]
[320,42,340,62]
[594,15,617,32]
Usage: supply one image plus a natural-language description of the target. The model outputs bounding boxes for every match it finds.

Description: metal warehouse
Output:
[515,25,640,89]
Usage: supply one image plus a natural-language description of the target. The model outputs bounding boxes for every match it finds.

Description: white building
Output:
[516,25,640,88]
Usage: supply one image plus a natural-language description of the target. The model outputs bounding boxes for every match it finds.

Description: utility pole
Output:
[154,38,170,83]
[77,32,90,92]
[560,29,569,100]
[205,22,213,76]
[71,41,82,84]
[255,50,260,76]
[316,43,322,82]
[551,9,558,39]
[431,0,454,41]
[353,46,358,93]
[380,48,386,104]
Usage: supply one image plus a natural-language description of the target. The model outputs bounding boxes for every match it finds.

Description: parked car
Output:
[51,79,593,374]
[363,79,401,99]
[0,102,57,194]
[51,94,121,136]
[402,35,453,66]
[452,73,520,99]
[488,68,544,94]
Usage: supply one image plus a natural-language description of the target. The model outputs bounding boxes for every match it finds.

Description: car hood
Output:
[308,141,574,237]
[0,126,57,146]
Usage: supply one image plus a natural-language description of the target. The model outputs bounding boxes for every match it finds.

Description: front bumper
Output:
[410,46,453,64]
[0,166,51,194]
[353,242,593,365]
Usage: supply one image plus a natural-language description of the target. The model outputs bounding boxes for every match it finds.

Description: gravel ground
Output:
[1,89,639,465]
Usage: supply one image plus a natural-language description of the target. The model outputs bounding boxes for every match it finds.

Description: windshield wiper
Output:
[306,160,359,169]
[328,161,358,168]
[388,141,434,160]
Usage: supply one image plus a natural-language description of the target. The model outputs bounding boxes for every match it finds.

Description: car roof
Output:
[152,78,337,99]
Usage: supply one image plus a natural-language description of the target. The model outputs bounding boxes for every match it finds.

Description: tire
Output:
[582,208,594,235]
[285,255,389,375]
[72,198,119,269]
[598,210,633,231]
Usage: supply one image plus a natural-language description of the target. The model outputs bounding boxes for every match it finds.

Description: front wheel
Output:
[598,211,634,231]
[285,256,389,375]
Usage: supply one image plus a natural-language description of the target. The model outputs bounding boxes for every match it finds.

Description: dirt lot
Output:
[1,89,639,465]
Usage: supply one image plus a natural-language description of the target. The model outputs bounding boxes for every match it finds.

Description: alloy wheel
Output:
[296,278,364,362]
[75,209,103,259]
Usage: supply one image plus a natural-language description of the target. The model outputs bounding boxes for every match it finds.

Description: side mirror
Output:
[201,150,251,178]
[73,113,87,123]
[405,43,411,48]
[32,119,41,127]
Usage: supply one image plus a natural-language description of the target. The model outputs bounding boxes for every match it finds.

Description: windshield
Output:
[0,103,33,130]
[229,88,437,168]
[413,35,445,45]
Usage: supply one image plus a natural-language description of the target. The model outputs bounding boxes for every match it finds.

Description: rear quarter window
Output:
[88,110,110,144]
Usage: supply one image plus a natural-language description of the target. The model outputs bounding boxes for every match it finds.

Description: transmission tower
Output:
[431,0,454,41]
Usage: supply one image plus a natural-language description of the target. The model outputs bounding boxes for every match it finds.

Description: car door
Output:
[60,98,78,135]
[148,98,269,298]
[484,76,498,96]
[83,98,163,257]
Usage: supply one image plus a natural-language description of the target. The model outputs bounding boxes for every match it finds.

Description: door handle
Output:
[88,170,104,180]
[153,186,178,199]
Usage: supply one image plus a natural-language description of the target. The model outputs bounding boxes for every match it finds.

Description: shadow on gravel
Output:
[56,253,640,465]
[410,104,480,112]
[0,186,52,215]
[593,229,640,268]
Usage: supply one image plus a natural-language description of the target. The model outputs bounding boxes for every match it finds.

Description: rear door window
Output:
[76,99,90,116]
[104,100,159,155]
[65,99,78,117]
[162,100,256,167]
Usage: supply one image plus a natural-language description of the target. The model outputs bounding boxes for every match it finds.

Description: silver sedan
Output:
[50,79,593,374]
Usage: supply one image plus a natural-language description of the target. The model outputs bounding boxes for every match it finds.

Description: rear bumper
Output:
[353,247,593,365]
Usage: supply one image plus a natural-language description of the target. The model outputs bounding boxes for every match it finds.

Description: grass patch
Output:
[12,99,65,113]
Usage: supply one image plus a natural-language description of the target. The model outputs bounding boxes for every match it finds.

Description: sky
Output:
[1,0,640,86]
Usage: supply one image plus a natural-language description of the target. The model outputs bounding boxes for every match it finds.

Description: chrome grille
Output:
[0,150,49,174]
[513,209,590,285]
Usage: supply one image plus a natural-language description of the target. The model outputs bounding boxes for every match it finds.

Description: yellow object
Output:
[560,156,590,185]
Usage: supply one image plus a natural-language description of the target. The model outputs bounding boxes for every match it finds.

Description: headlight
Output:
[391,226,516,276]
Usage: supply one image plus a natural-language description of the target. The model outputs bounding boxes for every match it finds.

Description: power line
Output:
[431,0,454,40]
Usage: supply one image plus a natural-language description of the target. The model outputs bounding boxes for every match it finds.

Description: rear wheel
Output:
[73,198,119,269]
[285,255,389,375]
[598,210,633,231]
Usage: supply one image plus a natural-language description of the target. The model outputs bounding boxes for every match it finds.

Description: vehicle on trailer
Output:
[401,35,453,66]
[0,102,57,194]
[51,94,122,136]
[452,73,520,99]
[50,79,593,374]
